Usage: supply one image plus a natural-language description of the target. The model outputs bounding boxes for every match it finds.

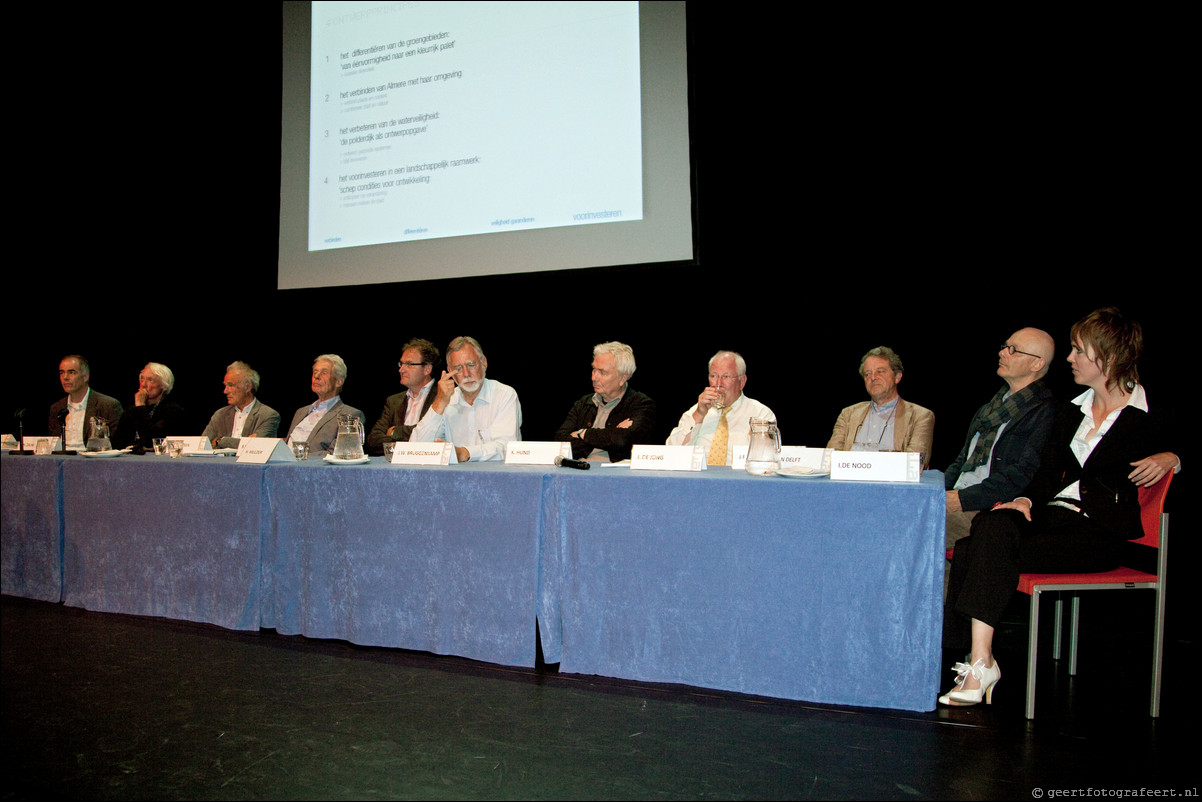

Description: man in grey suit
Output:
[286,354,365,457]
[48,355,123,450]
[366,337,440,455]
[201,361,281,449]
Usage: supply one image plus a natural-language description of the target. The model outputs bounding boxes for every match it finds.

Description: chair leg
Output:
[1052,594,1064,660]
[1068,594,1081,675]
[1026,589,1042,719]
[1151,586,1165,717]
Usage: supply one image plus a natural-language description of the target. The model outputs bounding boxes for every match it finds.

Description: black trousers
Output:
[943,505,1124,649]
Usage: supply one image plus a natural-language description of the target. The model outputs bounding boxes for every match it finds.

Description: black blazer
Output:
[365,386,438,455]
[1025,396,1170,540]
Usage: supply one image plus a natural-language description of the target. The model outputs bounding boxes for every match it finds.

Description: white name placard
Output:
[390,442,456,465]
[630,445,706,471]
[236,438,292,464]
[173,436,210,454]
[779,447,831,472]
[829,450,921,482]
[505,441,572,465]
[20,435,62,451]
[731,444,748,470]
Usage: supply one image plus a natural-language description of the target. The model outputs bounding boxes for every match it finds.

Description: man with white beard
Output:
[411,336,522,462]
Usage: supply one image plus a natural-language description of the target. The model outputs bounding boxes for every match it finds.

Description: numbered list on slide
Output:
[308,1,643,251]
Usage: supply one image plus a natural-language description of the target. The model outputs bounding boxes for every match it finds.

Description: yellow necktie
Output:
[708,407,730,465]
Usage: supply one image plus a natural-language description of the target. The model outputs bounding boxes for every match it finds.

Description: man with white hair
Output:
[411,336,522,463]
[112,362,188,449]
[554,341,656,463]
[666,350,775,466]
[202,361,281,450]
[286,354,365,456]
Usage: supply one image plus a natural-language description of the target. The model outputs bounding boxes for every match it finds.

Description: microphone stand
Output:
[8,409,33,455]
[52,407,76,455]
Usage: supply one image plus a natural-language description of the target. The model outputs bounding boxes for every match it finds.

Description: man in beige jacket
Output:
[826,345,934,469]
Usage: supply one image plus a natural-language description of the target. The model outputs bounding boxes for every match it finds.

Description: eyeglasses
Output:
[397,360,427,368]
[448,361,480,374]
[1000,343,1041,358]
[707,373,740,382]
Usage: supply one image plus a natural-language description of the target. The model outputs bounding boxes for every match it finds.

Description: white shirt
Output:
[404,381,433,427]
[288,396,341,446]
[411,378,522,462]
[65,389,90,448]
[231,398,258,439]
[1057,384,1149,503]
[665,394,776,465]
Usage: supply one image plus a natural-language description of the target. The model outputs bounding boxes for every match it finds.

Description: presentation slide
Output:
[309,1,642,251]
[279,1,693,290]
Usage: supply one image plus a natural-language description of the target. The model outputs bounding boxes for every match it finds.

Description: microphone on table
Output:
[554,455,591,470]
[53,406,76,455]
[9,408,32,455]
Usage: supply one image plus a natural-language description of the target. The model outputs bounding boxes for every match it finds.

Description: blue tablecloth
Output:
[547,468,945,712]
[1,455,63,602]
[2,453,945,711]
[60,455,266,631]
[262,461,551,668]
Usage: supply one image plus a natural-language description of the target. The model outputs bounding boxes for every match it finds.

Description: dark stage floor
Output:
[2,594,1196,800]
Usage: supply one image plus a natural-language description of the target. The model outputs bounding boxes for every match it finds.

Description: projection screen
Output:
[279,1,694,290]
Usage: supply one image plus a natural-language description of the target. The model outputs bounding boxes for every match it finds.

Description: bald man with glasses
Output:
[943,328,1058,547]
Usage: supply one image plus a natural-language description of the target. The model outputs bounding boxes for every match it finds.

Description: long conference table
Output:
[1,452,945,712]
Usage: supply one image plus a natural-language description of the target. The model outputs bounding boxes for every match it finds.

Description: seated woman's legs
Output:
[940,506,1123,704]
[940,510,1023,703]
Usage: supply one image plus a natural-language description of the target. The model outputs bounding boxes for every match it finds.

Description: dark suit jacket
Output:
[48,390,124,443]
[553,387,656,463]
[365,384,437,455]
[286,399,365,456]
[202,399,282,449]
[944,380,1057,511]
[1025,398,1170,541]
[112,400,188,449]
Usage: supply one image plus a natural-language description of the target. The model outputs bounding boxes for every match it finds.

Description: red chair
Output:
[1016,471,1173,719]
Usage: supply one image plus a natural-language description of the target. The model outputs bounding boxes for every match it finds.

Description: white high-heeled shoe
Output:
[938,658,1000,706]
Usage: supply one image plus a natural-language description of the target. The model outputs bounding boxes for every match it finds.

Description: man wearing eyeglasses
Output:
[365,338,440,455]
[943,328,1056,547]
[826,346,934,469]
[666,350,775,466]
[410,336,522,462]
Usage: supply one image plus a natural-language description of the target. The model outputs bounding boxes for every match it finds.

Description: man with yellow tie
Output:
[665,350,776,466]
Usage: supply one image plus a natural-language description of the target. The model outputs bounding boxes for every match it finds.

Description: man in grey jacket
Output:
[202,361,281,449]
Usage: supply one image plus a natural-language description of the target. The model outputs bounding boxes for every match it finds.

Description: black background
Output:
[8,6,1190,613]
